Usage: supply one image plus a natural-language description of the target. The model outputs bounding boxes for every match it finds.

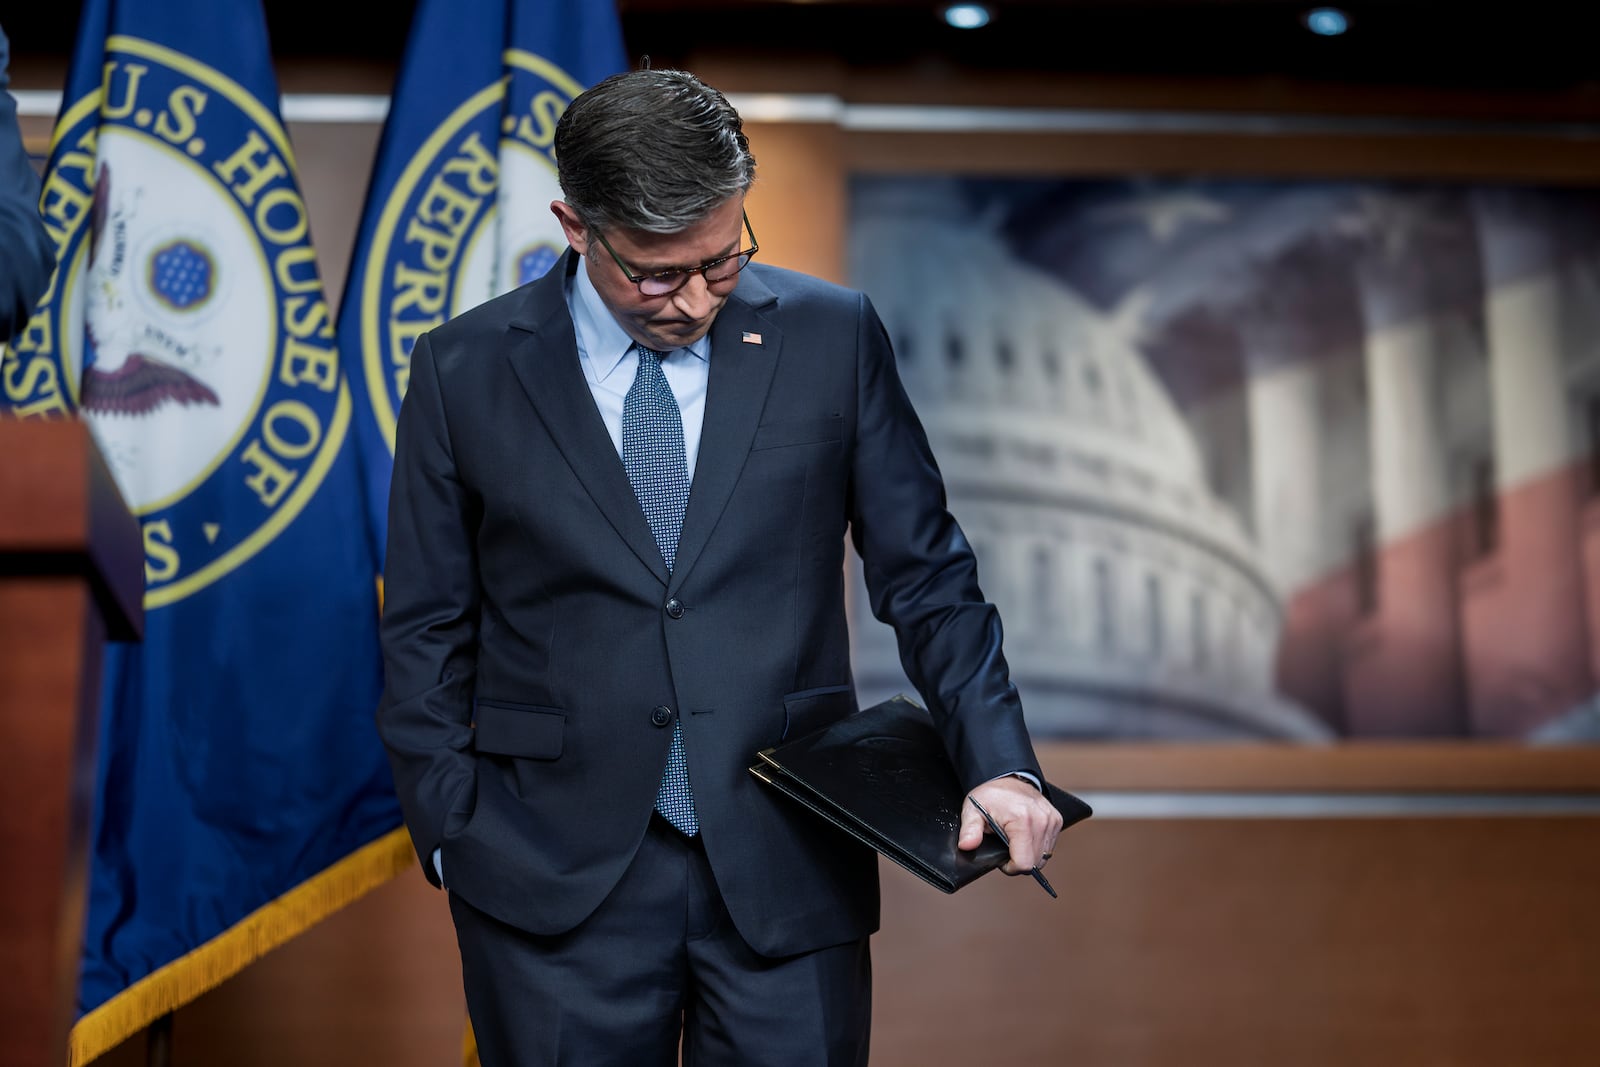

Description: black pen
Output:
[968,795,1057,899]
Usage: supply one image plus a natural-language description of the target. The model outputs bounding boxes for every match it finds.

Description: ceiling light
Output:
[1303,7,1350,36]
[942,3,992,30]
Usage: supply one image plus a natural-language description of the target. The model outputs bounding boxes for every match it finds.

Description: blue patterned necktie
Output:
[622,343,698,834]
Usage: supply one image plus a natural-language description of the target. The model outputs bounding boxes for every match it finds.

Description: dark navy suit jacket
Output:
[377,251,1042,958]
[0,23,55,341]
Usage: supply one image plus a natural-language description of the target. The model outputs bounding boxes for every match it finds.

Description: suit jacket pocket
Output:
[474,700,565,759]
[782,684,857,741]
[752,415,843,451]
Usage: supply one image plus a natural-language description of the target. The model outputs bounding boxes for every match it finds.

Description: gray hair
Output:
[554,68,756,234]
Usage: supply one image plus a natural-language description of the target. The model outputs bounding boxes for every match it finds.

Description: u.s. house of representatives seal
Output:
[357,51,581,454]
[1,37,349,608]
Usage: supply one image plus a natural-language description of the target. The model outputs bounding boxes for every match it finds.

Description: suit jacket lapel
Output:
[670,270,781,593]
[505,251,670,585]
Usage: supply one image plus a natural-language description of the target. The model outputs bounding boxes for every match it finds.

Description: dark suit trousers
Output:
[450,814,872,1067]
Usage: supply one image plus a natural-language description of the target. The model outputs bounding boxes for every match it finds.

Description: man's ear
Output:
[550,201,589,254]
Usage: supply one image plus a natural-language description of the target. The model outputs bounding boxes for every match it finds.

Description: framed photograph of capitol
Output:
[842,171,1600,746]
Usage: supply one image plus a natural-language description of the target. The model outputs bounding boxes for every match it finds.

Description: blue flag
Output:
[338,0,628,568]
[0,1,407,1061]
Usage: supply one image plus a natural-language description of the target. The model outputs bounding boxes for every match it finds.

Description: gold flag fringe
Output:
[67,826,415,1066]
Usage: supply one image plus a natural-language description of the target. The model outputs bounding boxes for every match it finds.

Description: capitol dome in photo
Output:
[847,180,1330,740]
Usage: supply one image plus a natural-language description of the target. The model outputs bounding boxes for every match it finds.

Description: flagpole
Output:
[145,1014,172,1067]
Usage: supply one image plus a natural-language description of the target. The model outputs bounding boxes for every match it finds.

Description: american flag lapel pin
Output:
[741,331,763,345]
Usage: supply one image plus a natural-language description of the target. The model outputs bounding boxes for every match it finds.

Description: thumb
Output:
[958,797,987,851]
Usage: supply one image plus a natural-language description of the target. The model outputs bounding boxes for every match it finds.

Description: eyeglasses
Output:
[593,212,758,297]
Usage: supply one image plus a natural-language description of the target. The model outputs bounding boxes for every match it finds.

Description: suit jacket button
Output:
[665,597,685,619]
[651,705,674,727]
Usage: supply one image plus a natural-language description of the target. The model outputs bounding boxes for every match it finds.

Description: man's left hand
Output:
[959,775,1064,875]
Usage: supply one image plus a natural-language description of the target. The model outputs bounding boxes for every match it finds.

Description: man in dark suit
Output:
[377,68,1062,1067]
[0,21,55,343]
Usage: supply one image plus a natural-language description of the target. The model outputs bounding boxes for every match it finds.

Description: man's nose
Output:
[672,272,716,319]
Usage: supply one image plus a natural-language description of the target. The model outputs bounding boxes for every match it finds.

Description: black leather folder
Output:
[750,694,1092,893]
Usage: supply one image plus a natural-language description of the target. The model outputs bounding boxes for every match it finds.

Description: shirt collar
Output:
[571,256,713,385]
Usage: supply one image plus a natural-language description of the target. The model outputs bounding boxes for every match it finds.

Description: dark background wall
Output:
[10,0,1600,91]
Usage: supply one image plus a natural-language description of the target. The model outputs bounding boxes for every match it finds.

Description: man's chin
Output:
[648,323,712,348]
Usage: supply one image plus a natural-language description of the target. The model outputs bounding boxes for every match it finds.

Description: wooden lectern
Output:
[0,419,142,1067]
